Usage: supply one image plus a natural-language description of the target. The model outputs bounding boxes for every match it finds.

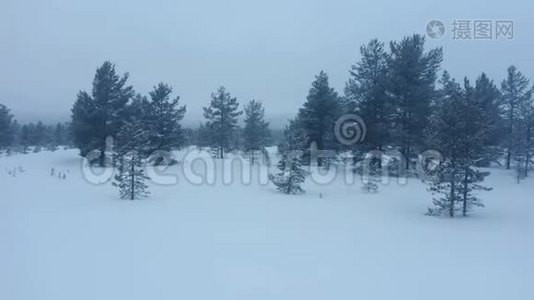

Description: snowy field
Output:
[1,149,533,300]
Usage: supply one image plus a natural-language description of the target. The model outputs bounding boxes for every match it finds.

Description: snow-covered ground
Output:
[1,149,533,300]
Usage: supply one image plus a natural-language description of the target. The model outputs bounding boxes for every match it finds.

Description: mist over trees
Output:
[269,124,308,194]
[202,87,243,159]
[0,104,71,153]
[345,39,390,163]
[296,71,343,167]
[112,118,151,200]
[0,104,15,150]
[71,61,135,166]
[1,33,533,211]
[426,74,492,217]
[501,66,533,175]
[145,83,187,164]
[387,35,443,170]
[69,62,189,168]
[243,100,272,165]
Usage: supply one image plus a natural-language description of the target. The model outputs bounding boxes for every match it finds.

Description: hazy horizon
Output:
[2,0,533,128]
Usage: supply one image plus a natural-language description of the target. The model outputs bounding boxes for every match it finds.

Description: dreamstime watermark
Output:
[80,114,443,187]
[426,19,514,40]
[334,114,367,146]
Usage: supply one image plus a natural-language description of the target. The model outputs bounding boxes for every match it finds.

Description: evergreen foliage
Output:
[202,87,242,158]
[243,100,271,164]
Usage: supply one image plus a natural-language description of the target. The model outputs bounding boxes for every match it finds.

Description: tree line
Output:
[0,110,71,153]
[67,61,272,199]
[273,34,533,218]
[0,33,532,215]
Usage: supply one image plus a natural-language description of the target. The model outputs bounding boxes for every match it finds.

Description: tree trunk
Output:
[449,179,456,218]
[462,168,469,217]
[378,145,383,169]
[130,161,135,200]
[286,163,293,194]
[99,148,106,167]
[449,162,457,218]
[506,106,514,170]
[506,149,512,170]
[403,144,411,171]
[526,153,531,178]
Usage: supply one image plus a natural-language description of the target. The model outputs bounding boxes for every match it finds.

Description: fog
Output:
[1,0,533,127]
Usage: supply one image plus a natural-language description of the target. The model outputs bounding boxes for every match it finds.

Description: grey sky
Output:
[1,0,533,127]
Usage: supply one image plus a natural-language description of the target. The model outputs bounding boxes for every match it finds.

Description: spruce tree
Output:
[345,39,390,166]
[71,92,96,155]
[146,83,186,164]
[511,104,534,181]
[501,66,532,169]
[10,120,21,153]
[388,34,442,170]
[112,119,151,200]
[270,150,308,194]
[511,127,528,183]
[243,100,271,165]
[269,122,309,194]
[284,118,308,152]
[361,168,380,193]
[473,73,503,166]
[202,87,242,158]
[19,124,30,153]
[297,71,342,166]
[194,123,212,149]
[53,122,71,147]
[427,73,491,217]
[32,122,46,151]
[71,61,134,166]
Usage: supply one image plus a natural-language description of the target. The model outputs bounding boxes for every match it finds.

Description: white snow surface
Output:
[1,149,533,300]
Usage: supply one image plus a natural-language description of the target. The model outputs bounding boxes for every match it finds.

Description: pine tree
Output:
[501,66,532,170]
[112,119,151,200]
[45,123,59,152]
[345,39,391,167]
[10,120,21,153]
[269,151,307,194]
[146,83,186,164]
[269,123,309,194]
[19,123,30,153]
[0,104,15,151]
[284,118,308,152]
[458,79,493,215]
[511,130,528,183]
[32,121,46,150]
[427,74,491,217]
[243,100,271,165]
[361,170,380,193]
[202,87,242,158]
[473,73,503,166]
[71,61,135,166]
[113,154,150,200]
[388,34,442,170]
[53,122,71,147]
[269,149,307,194]
[194,123,212,149]
[297,71,342,166]
[12,121,69,153]
[71,92,96,155]
[511,104,534,182]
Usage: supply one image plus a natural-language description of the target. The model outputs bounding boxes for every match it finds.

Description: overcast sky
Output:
[1,0,533,127]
